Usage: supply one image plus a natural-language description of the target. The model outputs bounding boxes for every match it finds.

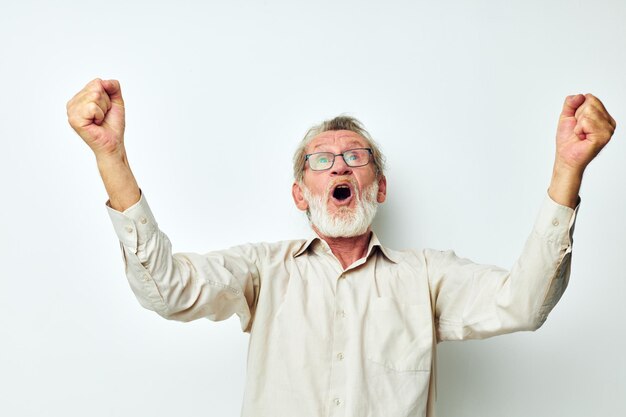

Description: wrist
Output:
[95,146,129,169]
[552,157,585,178]
[548,160,583,209]
[95,146,141,212]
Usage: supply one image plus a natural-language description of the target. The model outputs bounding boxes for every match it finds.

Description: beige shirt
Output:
[106,193,577,417]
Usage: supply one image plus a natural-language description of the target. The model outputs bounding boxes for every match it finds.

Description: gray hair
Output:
[292,115,386,183]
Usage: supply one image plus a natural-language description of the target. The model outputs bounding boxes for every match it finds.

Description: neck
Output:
[314,227,372,270]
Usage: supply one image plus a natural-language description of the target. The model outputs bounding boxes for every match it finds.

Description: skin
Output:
[67,79,616,269]
[291,131,387,269]
[66,78,140,211]
[548,94,617,208]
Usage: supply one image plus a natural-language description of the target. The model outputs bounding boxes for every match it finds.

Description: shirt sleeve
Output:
[425,194,579,342]
[105,192,260,332]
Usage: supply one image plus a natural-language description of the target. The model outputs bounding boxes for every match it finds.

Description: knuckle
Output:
[68,115,80,129]
[580,118,594,129]
[89,90,102,102]
[86,102,100,114]
[587,105,601,115]
[87,79,104,94]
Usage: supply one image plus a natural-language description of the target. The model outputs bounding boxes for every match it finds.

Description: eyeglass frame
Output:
[304,148,373,171]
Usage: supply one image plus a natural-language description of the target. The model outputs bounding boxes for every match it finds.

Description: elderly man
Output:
[67,79,615,417]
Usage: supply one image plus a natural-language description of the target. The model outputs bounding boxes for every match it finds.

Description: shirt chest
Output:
[251,249,434,369]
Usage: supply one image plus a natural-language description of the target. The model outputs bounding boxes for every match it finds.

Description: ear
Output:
[292,182,309,211]
[376,175,387,203]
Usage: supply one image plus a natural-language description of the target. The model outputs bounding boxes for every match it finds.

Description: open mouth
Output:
[332,184,352,201]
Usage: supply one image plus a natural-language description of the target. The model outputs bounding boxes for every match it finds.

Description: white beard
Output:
[302,180,379,238]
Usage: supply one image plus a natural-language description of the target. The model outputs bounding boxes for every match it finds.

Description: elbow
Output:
[151,301,202,322]
[156,310,193,322]
[529,311,550,332]
[485,308,550,336]
[513,311,549,333]
[134,292,193,322]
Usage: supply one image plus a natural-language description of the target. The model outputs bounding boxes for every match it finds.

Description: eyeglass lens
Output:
[308,149,371,171]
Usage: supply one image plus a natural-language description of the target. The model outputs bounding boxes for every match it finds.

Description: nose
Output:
[331,154,353,176]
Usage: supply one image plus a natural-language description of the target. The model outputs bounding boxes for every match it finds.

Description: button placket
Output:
[328,275,348,417]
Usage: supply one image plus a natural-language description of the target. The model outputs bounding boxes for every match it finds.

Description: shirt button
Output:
[337,352,344,360]
[552,219,559,226]
[139,217,147,225]
[125,226,134,233]
[334,398,342,406]
[338,309,346,318]
[142,274,150,282]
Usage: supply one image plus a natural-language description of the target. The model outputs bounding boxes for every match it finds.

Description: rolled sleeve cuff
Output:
[533,193,580,246]
[105,191,158,254]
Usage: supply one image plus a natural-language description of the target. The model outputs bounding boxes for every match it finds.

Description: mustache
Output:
[325,177,359,196]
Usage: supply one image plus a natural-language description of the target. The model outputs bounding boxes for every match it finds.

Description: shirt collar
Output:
[293,231,400,264]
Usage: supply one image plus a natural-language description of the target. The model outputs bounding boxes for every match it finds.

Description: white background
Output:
[1,1,625,416]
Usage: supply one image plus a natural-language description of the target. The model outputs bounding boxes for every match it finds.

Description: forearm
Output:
[105,193,257,327]
[430,195,577,341]
[96,147,141,211]
[547,160,583,209]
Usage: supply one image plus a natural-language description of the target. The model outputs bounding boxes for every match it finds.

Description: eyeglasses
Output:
[305,148,373,171]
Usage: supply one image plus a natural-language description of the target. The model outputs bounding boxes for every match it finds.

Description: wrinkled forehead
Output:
[306,130,370,153]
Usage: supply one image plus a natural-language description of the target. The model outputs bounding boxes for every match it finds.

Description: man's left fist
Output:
[556,94,616,173]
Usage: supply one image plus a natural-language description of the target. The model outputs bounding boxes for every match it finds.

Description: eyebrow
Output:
[311,141,365,151]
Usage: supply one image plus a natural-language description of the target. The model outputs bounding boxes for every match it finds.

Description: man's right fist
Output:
[67,78,126,157]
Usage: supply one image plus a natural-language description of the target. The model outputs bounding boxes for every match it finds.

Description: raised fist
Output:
[555,94,616,173]
[67,78,126,157]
